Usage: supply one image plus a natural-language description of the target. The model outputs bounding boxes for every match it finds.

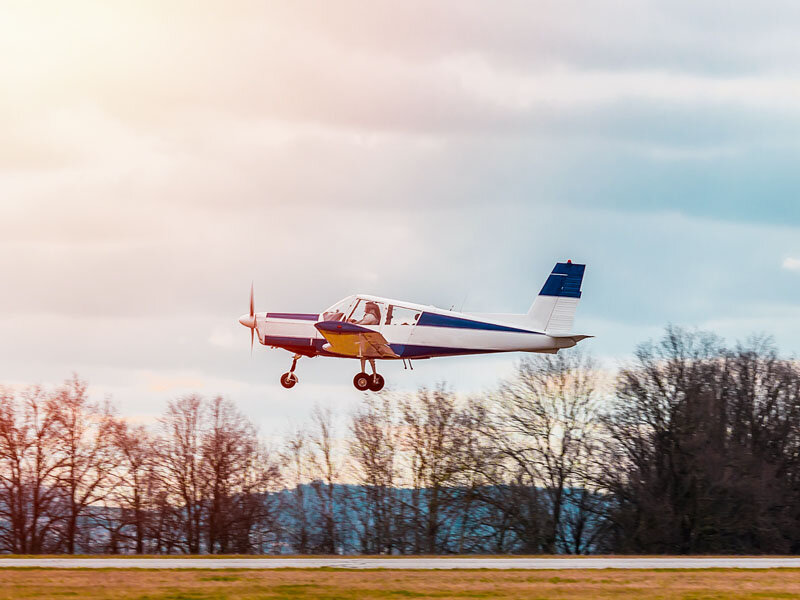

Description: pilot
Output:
[353,301,381,325]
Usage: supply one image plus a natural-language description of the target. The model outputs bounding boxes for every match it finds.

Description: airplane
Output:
[238,261,590,391]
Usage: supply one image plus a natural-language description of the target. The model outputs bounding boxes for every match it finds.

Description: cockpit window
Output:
[322,298,419,327]
[321,297,355,322]
[348,299,384,326]
[385,305,421,325]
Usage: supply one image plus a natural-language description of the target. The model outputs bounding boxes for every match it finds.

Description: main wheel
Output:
[353,372,371,391]
[368,373,385,392]
[280,372,298,389]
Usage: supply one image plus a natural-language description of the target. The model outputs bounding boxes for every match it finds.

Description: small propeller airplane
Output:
[238,261,591,391]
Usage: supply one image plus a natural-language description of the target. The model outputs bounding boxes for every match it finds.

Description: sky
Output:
[2,1,800,434]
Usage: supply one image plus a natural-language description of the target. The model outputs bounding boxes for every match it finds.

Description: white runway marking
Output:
[0,557,799,569]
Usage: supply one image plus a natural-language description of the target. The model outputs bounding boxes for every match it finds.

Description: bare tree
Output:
[463,397,548,554]
[348,394,400,554]
[282,428,311,554]
[0,385,66,553]
[157,395,205,554]
[50,376,118,554]
[400,386,468,554]
[4,338,798,557]
[601,327,800,554]
[109,420,159,554]
[504,352,598,552]
[469,352,600,553]
[202,396,281,554]
[306,406,345,554]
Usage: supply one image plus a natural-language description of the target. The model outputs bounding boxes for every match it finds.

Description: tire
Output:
[353,372,371,391]
[368,373,385,392]
[280,372,298,389]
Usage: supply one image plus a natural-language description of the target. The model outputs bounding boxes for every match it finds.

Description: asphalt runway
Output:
[0,557,799,569]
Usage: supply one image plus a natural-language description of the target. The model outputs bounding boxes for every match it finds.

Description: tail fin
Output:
[528,261,586,334]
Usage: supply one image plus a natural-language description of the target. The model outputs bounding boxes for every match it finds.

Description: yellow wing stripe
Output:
[318,329,399,358]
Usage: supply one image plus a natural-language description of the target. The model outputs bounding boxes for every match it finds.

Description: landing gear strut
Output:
[280,354,302,389]
[353,358,385,392]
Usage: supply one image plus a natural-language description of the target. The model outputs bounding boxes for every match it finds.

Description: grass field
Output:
[0,568,798,599]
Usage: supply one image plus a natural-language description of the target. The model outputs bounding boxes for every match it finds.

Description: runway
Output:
[0,557,799,569]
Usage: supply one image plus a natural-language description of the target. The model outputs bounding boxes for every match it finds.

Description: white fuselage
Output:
[254,295,578,360]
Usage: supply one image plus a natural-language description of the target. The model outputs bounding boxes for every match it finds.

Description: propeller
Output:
[238,283,258,354]
[249,282,255,353]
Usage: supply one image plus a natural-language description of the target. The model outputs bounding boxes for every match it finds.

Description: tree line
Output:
[0,326,799,554]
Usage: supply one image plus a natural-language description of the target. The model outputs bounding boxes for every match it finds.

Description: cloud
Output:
[783,257,800,271]
[6,1,800,148]
[208,327,236,349]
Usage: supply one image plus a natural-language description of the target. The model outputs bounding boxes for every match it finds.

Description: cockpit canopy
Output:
[321,296,421,326]
[321,296,357,322]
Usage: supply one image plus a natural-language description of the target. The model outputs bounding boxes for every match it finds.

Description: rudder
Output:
[527,261,585,334]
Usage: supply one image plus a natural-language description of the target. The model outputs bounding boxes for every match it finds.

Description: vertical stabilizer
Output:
[527,262,585,334]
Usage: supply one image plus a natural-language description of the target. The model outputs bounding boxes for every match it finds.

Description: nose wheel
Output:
[280,354,302,389]
[280,372,298,388]
[353,358,385,392]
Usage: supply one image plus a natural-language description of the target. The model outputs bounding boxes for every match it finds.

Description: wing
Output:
[314,321,399,358]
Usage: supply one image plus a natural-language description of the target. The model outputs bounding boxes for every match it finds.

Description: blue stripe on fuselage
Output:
[266,313,320,321]
[263,335,514,359]
[262,335,320,357]
[417,312,542,334]
[389,344,502,359]
[315,321,373,334]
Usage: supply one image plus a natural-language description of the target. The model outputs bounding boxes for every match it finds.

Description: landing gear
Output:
[353,372,371,391]
[280,372,298,389]
[280,354,302,389]
[368,373,385,392]
[353,358,385,392]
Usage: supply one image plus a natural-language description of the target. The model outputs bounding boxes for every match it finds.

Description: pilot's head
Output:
[365,301,380,317]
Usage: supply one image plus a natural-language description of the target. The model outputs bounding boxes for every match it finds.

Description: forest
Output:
[1,327,798,555]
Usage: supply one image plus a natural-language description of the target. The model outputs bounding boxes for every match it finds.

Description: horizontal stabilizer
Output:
[551,334,593,342]
[547,333,593,350]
